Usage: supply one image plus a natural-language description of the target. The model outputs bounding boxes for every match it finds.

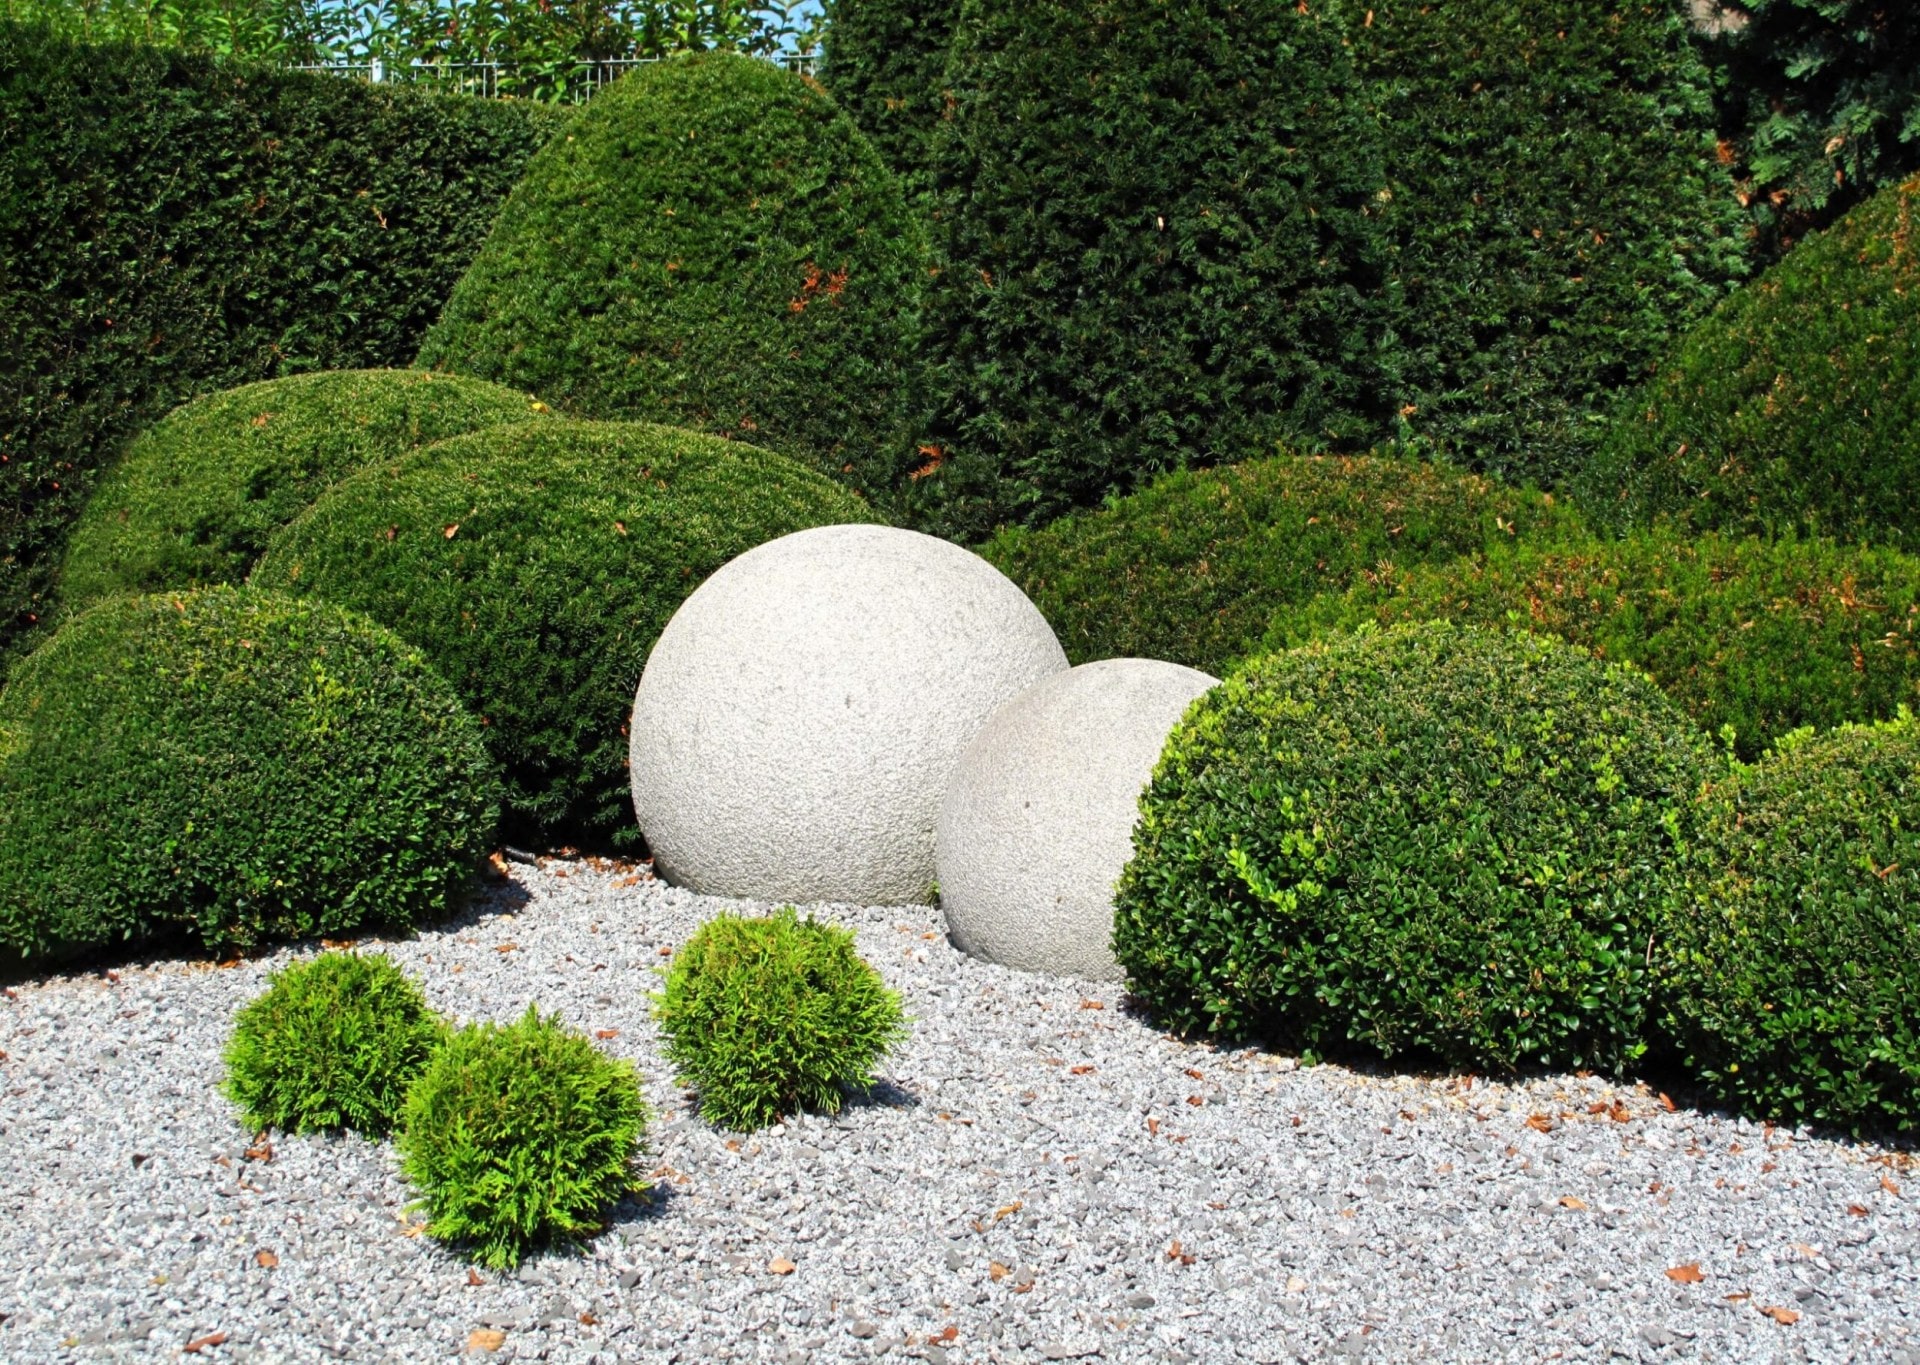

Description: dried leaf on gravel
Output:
[1526,1114,1555,1133]
[1882,1175,1903,1196]
[992,1202,1022,1222]
[988,1262,1010,1282]
[1070,1065,1095,1075]
[594,1029,619,1040]
[183,1332,228,1353]
[467,1328,507,1352]
[1666,1263,1705,1284]
[1558,1196,1588,1210]
[769,1258,796,1275]
[254,1249,278,1268]
[1760,1306,1801,1326]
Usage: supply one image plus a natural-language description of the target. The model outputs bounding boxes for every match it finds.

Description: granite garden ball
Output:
[629,524,1068,904]
[936,659,1218,980]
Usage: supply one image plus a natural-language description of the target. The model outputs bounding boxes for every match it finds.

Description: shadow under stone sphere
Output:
[936,658,1219,980]
[629,524,1068,905]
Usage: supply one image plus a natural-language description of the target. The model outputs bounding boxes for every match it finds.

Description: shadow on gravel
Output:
[608,1178,683,1233]
[841,1077,923,1116]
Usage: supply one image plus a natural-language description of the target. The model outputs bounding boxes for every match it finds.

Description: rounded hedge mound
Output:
[416,53,925,495]
[0,588,500,965]
[61,370,548,609]
[1658,718,1920,1135]
[1266,529,1920,762]
[252,419,876,852]
[1581,175,1920,547]
[1113,623,1714,1074]
[1339,0,1748,487]
[981,453,1581,677]
[910,0,1395,540]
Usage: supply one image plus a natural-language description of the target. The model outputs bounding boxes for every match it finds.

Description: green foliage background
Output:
[818,0,956,201]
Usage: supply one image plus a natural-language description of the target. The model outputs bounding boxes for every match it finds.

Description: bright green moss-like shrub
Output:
[820,0,959,201]
[252,419,874,852]
[0,588,500,965]
[1266,529,1920,762]
[417,53,925,493]
[223,952,448,1137]
[1114,623,1713,1074]
[1335,0,1747,487]
[654,908,907,1130]
[909,0,1394,540]
[1582,176,1920,548]
[62,370,549,609]
[398,1007,648,1270]
[981,453,1581,677]
[1658,718,1920,1135]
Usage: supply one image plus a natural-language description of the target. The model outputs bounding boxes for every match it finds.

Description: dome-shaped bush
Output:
[1658,718,1920,1135]
[1339,0,1748,487]
[910,0,1395,540]
[416,53,925,495]
[61,370,548,609]
[0,588,500,965]
[981,452,1580,676]
[1582,175,1920,547]
[1265,529,1920,762]
[1114,623,1714,1073]
[252,419,876,852]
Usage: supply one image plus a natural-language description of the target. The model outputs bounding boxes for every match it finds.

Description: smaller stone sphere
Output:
[630,524,1068,905]
[937,658,1218,980]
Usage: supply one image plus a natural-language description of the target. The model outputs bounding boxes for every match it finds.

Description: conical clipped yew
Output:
[417,53,926,495]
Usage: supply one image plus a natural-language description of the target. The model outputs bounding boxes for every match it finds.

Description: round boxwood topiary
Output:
[1114,622,1714,1074]
[1657,717,1920,1135]
[60,370,549,610]
[223,951,448,1137]
[1581,175,1920,547]
[415,53,926,495]
[0,587,500,965]
[1264,529,1920,762]
[252,419,877,852]
[981,452,1581,677]
[398,1006,648,1270]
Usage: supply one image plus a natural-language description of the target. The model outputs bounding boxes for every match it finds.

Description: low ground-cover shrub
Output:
[61,371,548,610]
[251,419,874,852]
[654,908,906,1130]
[224,952,448,1137]
[398,1006,648,1270]
[981,453,1580,676]
[1581,175,1920,548]
[1114,623,1714,1074]
[0,587,499,964]
[1658,717,1920,1135]
[417,53,925,495]
[1266,529,1920,762]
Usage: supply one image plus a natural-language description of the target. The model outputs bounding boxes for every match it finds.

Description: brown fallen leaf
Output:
[1080,1000,1105,1011]
[578,1312,598,1326]
[1882,1174,1903,1196]
[992,1201,1023,1222]
[183,1332,228,1353]
[1070,1065,1096,1075]
[468,1328,507,1352]
[657,946,673,957]
[1848,1204,1871,1217]
[466,1269,484,1287]
[769,1257,796,1275]
[1725,1290,1752,1303]
[1657,1092,1677,1112]
[254,1249,278,1268]
[244,1138,273,1163]
[1184,1068,1205,1080]
[1791,1242,1821,1259]
[494,943,518,954]
[1146,1118,1161,1135]
[1760,1305,1801,1326]
[1558,1196,1589,1210]
[1526,1114,1555,1134]
[1609,1101,1633,1124]
[1666,1263,1705,1284]
[444,523,460,539]
[1166,1240,1197,1266]
[594,1029,619,1040]
[1186,1095,1204,1108]
[933,1324,959,1343]
[988,1261,1010,1282]
[1012,1278,1034,1294]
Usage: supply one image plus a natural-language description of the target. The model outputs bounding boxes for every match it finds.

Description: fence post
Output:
[369,57,384,84]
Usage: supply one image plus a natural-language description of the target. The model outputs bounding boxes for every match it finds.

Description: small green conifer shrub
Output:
[654,908,907,1130]
[223,952,448,1137]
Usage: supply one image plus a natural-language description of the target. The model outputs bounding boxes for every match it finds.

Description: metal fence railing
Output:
[292,51,815,102]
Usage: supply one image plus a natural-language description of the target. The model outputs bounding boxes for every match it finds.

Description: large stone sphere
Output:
[937,658,1218,979]
[630,524,1068,904]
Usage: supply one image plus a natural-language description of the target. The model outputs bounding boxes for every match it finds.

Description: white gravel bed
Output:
[1,855,1915,1364]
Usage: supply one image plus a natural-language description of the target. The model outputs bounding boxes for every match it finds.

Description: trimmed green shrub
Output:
[908,0,1395,541]
[1114,622,1714,1074]
[819,0,959,200]
[1267,529,1920,762]
[252,419,874,852]
[654,908,907,1130]
[416,53,926,495]
[223,952,448,1137]
[1333,0,1748,487]
[1658,717,1920,1135]
[0,22,566,670]
[0,587,500,964]
[398,1006,648,1270]
[1580,175,1920,548]
[981,452,1582,677]
[62,370,549,610]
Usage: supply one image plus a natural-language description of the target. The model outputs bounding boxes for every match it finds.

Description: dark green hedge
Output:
[252,419,876,852]
[0,23,566,672]
[908,0,1395,541]
[1580,175,1920,548]
[1115,623,1712,1074]
[981,452,1582,677]
[1659,718,1920,1135]
[0,587,500,965]
[417,53,926,497]
[819,0,958,201]
[1267,529,1920,762]
[61,370,548,610]
[1335,0,1748,487]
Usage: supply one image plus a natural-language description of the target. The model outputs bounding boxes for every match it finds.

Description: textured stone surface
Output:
[630,524,1067,904]
[937,659,1218,980]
